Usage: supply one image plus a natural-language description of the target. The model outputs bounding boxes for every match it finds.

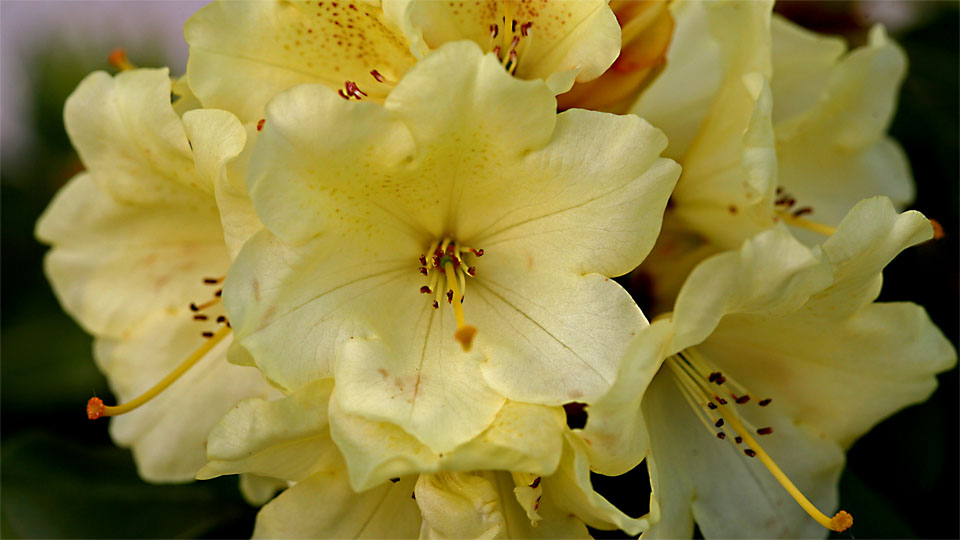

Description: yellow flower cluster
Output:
[36,1,954,537]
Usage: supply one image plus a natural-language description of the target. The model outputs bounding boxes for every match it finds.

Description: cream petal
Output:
[468,108,679,278]
[36,173,227,338]
[329,397,564,491]
[469,265,643,405]
[240,474,288,506]
[704,300,955,450]
[64,68,214,204]
[223,228,418,390]
[775,25,914,231]
[213,121,265,260]
[95,315,271,483]
[388,0,620,84]
[549,433,650,535]
[769,15,845,124]
[631,0,773,160]
[576,319,670,476]
[198,379,337,482]
[334,334,506,454]
[641,371,844,539]
[253,472,422,539]
[809,197,932,316]
[416,472,507,539]
[670,226,832,353]
[185,0,415,122]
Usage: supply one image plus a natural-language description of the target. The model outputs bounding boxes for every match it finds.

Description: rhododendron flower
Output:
[224,41,679,454]
[35,68,273,482]
[628,0,916,310]
[579,198,956,538]
[184,0,622,122]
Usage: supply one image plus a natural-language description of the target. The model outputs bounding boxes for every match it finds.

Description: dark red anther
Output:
[511,19,516,32]
[256,118,265,131]
[715,375,726,385]
[446,290,454,303]
[451,256,460,269]
[216,315,226,323]
[202,331,214,338]
[467,267,476,276]
[189,303,200,312]
[735,395,750,404]
[734,436,743,444]
[758,398,772,407]
[419,267,429,276]
[371,69,385,82]
[757,427,774,435]
[489,23,498,38]
[707,402,717,410]
[475,249,484,256]
[338,89,350,100]
[203,277,220,284]
[708,371,721,383]
[714,418,724,428]
[193,314,208,321]
[715,397,727,405]
[493,45,501,57]
[717,432,726,440]
[419,254,427,266]
[744,449,757,458]
[792,206,813,217]
[530,477,541,488]
[389,477,400,483]
[445,244,455,255]
[420,286,431,294]
[215,289,222,297]
[432,301,439,309]
[521,21,532,36]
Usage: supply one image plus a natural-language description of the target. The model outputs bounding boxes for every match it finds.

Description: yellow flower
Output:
[223,42,679,453]
[198,378,649,538]
[629,0,916,310]
[184,0,621,123]
[579,198,956,537]
[35,68,273,482]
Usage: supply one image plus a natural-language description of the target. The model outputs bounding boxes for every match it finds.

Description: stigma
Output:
[418,238,481,351]
[665,348,853,533]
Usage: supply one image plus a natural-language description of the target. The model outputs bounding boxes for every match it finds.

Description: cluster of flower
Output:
[37,0,955,538]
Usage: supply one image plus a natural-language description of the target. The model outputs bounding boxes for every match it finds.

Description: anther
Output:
[707,402,718,410]
[432,301,439,309]
[714,418,724,428]
[203,277,223,285]
[257,119,266,131]
[489,24,499,38]
[216,315,226,323]
[202,331,215,338]
[734,436,743,444]
[530,477,541,488]
[735,395,750,404]
[744,449,757,458]
[717,432,726,439]
[371,69,385,83]
[521,22,532,36]
[419,267,429,276]
[419,255,427,266]
[715,397,727,405]
[193,314,208,321]
[758,398,772,407]
[190,303,200,312]
[467,267,476,276]
[792,207,813,217]
[757,427,774,435]
[420,286,431,294]
[446,290,454,303]
[214,289,222,297]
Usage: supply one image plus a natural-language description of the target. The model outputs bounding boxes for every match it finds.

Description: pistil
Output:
[87,325,231,420]
[419,238,480,351]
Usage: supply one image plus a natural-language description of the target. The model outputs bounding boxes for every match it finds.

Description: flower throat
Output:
[418,238,481,351]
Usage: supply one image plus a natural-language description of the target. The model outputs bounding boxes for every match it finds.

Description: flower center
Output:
[86,276,231,420]
[665,347,853,533]
[488,2,533,76]
[419,238,482,351]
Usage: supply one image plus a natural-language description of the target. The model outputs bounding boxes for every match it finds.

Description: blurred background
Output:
[1,1,956,538]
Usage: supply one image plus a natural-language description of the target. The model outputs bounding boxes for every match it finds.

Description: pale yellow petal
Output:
[329,397,564,491]
[253,473,421,539]
[416,472,506,539]
[185,0,415,122]
[199,379,337,482]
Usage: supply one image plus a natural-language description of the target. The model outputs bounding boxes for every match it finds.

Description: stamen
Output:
[776,211,837,236]
[667,350,852,533]
[86,325,231,420]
